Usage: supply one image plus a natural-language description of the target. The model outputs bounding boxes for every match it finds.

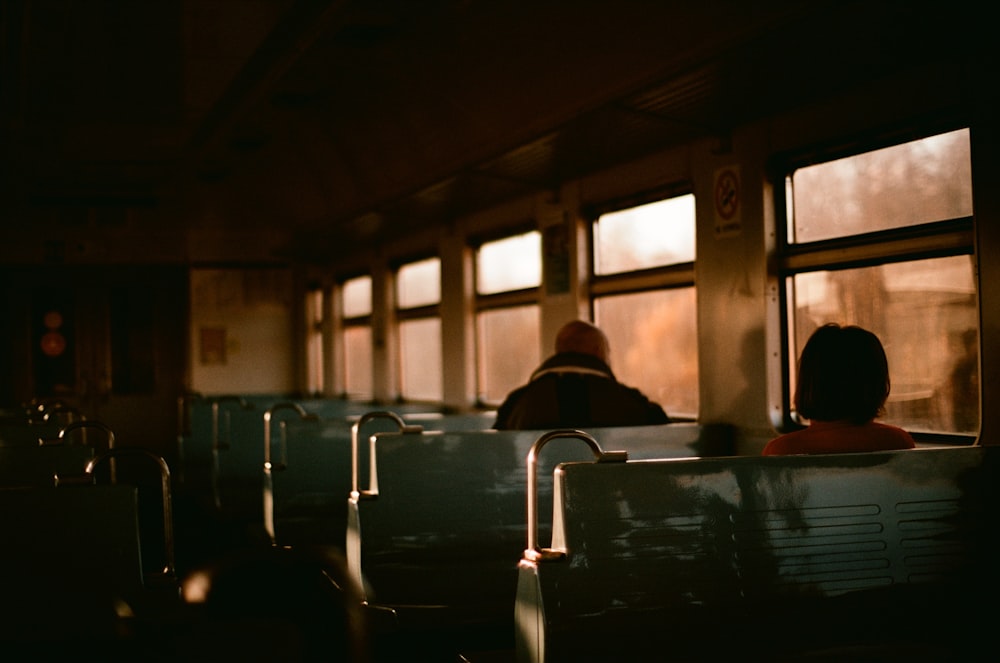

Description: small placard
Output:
[714,166,742,238]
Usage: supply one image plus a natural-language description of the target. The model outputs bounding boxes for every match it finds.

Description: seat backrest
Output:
[517,446,998,662]
[266,409,495,547]
[0,484,143,612]
[346,423,709,638]
[213,399,453,522]
[267,416,397,548]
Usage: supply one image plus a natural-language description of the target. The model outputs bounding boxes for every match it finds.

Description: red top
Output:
[762,419,916,456]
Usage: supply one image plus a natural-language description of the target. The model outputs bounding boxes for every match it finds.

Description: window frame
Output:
[304,284,325,396]
[337,273,374,401]
[771,125,977,442]
[471,227,542,407]
[587,187,699,420]
[393,255,443,403]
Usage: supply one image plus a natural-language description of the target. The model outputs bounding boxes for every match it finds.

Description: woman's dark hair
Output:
[794,323,891,425]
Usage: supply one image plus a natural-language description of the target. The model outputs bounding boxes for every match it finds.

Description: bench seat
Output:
[346,423,728,657]
[0,484,146,644]
[516,445,999,662]
[266,410,498,548]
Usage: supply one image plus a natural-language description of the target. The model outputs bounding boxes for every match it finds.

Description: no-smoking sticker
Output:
[714,166,741,238]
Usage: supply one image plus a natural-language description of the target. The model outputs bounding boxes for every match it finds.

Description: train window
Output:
[399,318,443,401]
[342,276,372,317]
[782,129,978,436]
[341,276,373,400]
[591,193,698,419]
[789,129,972,243]
[475,231,542,404]
[476,231,541,294]
[477,305,540,405]
[305,287,324,395]
[396,258,442,401]
[593,194,695,274]
[397,258,440,308]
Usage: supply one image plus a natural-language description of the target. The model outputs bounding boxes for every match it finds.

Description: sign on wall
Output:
[714,166,742,238]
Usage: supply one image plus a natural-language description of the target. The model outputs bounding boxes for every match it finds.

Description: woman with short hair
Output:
[762,323,916,455]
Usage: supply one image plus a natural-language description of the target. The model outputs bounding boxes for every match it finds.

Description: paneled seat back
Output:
[516,445,1000,662]
[265,410,498,549]
[0,447,182,655]
[198,397,449,525]
[346,423,725,657]
[0,484,145,644]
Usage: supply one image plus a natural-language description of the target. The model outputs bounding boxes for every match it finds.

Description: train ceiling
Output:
[0,1,983,265]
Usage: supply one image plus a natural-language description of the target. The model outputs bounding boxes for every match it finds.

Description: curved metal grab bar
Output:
[176,391,203,440]
[59,448,176,580]
[175,392,203,484]
[263,402,319,470]
[58,420,117,480]
[261,402,319,545]
[350,411,423,498]
[524,429,628,563]
[210,396,254,511]
[58,420,116,450]
[211,396,254,452]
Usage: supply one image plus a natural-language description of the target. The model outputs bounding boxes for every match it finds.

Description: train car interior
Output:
[1,1,997,661]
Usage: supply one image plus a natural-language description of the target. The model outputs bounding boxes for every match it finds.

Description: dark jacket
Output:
[493,352,670,430]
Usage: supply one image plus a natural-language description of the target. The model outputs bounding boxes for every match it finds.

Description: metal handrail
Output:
[262,402,319,544]
[263,402,319,470]
[211,395,254,452]
[175,392,203,483]
[58,420,117,481]
[350,411,423,499]
[210,396,254,511]
[58,420,115,450]
[523,429,628,563]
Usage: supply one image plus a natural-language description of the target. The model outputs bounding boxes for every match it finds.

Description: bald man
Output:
[493,320,669,429]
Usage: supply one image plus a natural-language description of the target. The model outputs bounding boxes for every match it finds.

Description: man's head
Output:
[555,320,611,364]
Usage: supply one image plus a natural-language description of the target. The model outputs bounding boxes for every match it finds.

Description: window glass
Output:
[476,231,541,294]
[782,128,976,437]
[594,288,697,418]
[397,258,441,308]
[396,257,442,402]
[399,318,443,401]
[788,256,977,434]
[477,305,540,404]
[789,129,972,243]
[589,191,698,418]
[593,194,695,274]
[342,276,372,317]
[344,325,372,400]
[305,289,324,394]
